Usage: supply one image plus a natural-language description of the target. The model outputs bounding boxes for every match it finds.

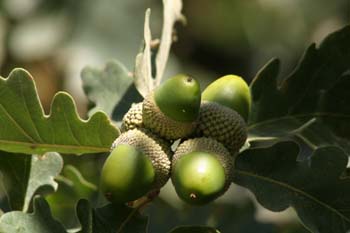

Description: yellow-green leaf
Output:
[0,68,119,155]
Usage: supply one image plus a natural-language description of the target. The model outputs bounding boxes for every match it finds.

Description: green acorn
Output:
[202,75,251,121]
[121,102,143,132]
[100,128,172,204]
[171,137,233,205]
[196,101,247,154]
[143,74,201,140]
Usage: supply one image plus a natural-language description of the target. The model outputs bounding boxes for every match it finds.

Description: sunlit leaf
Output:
[154,0,185,85]
[134,9,154,98]
[0,68,119,155]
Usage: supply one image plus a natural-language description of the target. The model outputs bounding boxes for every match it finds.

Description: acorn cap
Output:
[143,92,198,140]
[112,129,172,188]
[154,74,201,122]
[121,102,143,132]
[202,75,251,121]
[101,128,172,204]
[196,101,247,154]
[172,137,233,205]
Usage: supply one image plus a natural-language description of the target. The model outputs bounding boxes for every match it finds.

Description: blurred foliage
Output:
[0,0,348,106]
[179,0,349,79]
[0,0,349,232]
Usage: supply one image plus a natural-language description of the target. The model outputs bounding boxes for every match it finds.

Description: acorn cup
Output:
[202,74,251,121]
[196,101,247,155]
[171,137,233,205]
[100,128,172,204]
[120,102,143,132]
[142,74,201,140]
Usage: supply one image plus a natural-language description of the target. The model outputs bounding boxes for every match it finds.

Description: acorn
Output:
[171,137,233,205]
[121,102,143,132]
[143,74,201,140]
[196,101,247,154]
[100,128,172,204]
[202,75,251,121]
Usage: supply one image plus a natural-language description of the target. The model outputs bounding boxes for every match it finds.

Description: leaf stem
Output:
[116,191,159,233]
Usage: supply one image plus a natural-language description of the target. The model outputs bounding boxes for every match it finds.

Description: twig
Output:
[116,190,159,233]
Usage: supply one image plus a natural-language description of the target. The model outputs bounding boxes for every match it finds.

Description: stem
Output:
[116,191,159,233]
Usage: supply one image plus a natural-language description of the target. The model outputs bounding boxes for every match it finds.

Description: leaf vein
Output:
[0,139,109,153]
[18,77,44,143]
[248,112,350,131]
[235,169,350,223]
[0,104,36,143]
[62,109,81,146]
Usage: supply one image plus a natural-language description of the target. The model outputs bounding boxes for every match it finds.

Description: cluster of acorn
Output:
[100,74,251,205]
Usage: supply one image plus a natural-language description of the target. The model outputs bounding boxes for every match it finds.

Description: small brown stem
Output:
[116,191,159,233]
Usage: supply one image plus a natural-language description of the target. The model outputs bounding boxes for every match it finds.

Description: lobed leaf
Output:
[0,197,67,233]
[81,60,142,121]
[23,152,63,212]
[248,25,350,151]
[46,165,97,229]
[0,152,63,212]
[233,140,350,233]
[0,68,119,155]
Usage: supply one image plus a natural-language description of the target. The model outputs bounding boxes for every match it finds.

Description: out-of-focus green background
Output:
[0,0,349,232]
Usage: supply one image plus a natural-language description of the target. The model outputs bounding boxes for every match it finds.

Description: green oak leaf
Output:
[0,152,63,212]
[81,60,142,122]
[233,141,350,233]
[248,25,350,150]
[168,226,220,233]
[60,165,98,195]
[46,165,98,229]
[0,197,67,233]
[76,199,148,233]
[0,68,119,155]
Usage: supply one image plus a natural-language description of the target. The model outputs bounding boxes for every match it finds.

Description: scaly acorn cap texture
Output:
[171,137,233,205]
[143,74,201,140]
[111,128,172,189]
[202,75,251,121]
[100,128,172,204]
[101,144,155,204]
[121,102,143,132]
[196,101,247,154]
